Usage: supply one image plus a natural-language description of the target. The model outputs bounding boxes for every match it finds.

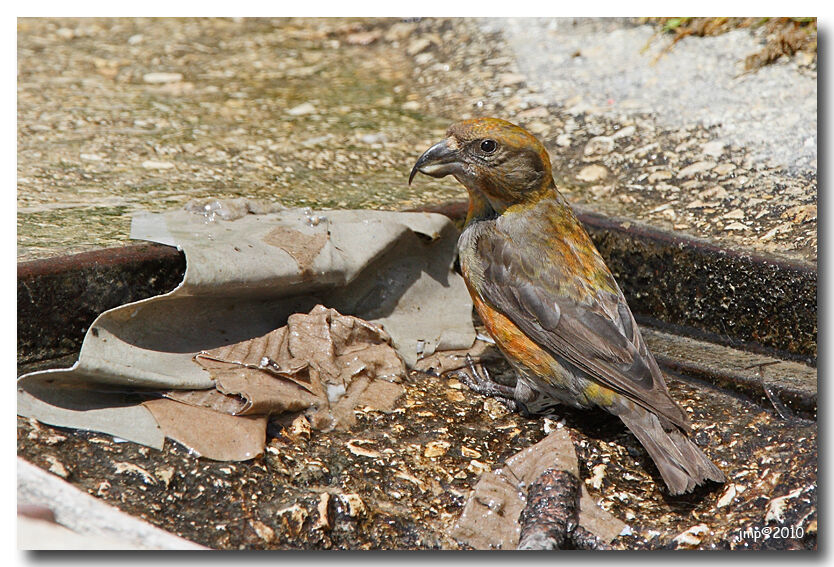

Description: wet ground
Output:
[17,331,816,550]
[18,17,816,263]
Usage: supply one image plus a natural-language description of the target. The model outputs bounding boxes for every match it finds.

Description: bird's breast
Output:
[467,282,557,378]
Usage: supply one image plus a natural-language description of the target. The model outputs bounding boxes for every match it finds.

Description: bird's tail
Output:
[619,407,725,495]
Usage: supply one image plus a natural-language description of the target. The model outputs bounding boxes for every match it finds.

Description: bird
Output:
[409,117,725,495]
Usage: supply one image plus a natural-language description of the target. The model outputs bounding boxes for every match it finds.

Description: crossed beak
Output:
[409,138,461,185]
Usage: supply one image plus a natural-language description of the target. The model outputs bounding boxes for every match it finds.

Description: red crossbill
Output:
[410,117,724,495]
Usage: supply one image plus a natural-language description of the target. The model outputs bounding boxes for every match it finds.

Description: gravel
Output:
[485,18,817,173]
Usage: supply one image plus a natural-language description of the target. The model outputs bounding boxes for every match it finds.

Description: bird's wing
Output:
[472,219,689,430]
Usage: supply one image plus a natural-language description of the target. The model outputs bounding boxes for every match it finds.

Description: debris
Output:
[483,398,510,420]
[611,125,636,139]
[289,416,312,441]
[425,441,451,458]
[184,197,284,221]
[677,161,716,178]
[314,493,332,531]
[286,102,316,116]
[142,72,183,84]
[250,520,275,543]
[39,431,67,446]
[589,184,614,199]
[584,136,615,156]
[577,164,609,182]
[765,487,803,523]
[359,132,388,145]
[445,390,466,402]
[660,208,677,222]
[413,339,499,377]
[406,38,432,56]
[648,171,673,183]
[347,439,382,459]
[141,160,174,170]
[461,446,482,459]
[276,504,308,536]
[716,484,737,508]
[759,227,780,242]
[143,399,267,462]
[648,203,673,214]
[18,209,475,460]
[45,456,69,479]
[394,470,426,491]
[345,30,381,45]
[113,462,157,485]
[149,305,407,458]
[724,222,749,231]
[467,460,490,475]
[712,163,736,176]
[782,204,816,224]
[338,494,367,518]
[155,467,175,488]
[498,72,526,86]
[588,463,607,490]
[722,209,745,220]
[702,141,725,157]
[672,524,709,548]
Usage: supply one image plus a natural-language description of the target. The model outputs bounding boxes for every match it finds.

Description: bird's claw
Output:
[453,354,519,413]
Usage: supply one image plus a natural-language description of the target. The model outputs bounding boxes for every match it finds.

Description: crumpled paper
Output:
[450,428,626,549]
[18,208,475,460]
[413,339,502,376]
[139,305,407,460]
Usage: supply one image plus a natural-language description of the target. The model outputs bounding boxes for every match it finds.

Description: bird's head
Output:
[409,117,554,219]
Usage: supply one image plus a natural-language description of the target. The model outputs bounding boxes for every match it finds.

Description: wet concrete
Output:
[643,328,816,421]
[579,208,817,363]
[17,244,185,365]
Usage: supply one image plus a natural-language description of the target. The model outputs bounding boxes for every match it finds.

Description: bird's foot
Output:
[453,354,520,413]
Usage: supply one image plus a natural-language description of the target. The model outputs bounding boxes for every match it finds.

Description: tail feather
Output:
[619,408,725,495]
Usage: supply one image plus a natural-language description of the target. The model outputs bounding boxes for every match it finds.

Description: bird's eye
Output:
[480,139,497,154]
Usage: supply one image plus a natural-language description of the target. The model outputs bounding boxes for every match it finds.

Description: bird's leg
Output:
[453,354,519,412]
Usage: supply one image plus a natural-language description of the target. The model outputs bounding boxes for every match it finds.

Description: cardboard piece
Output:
[143,399,268,462]
[18,208,475,459]
[450,428,626,549]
